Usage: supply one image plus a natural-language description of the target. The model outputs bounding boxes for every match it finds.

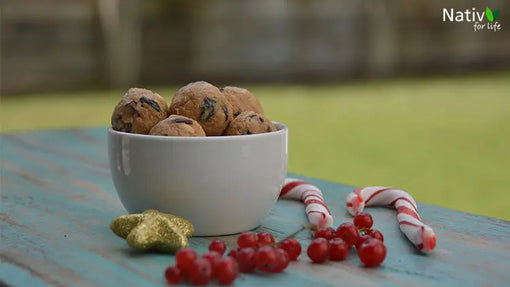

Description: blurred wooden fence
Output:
[1,0,510,95]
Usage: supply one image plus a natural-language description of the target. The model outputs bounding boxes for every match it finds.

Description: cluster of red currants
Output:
[165,231,303,285]
[228,231,302,274]
[164,239,235,285]
[228,232,301,273]
[307,212,387,267]
[164,213,386,284]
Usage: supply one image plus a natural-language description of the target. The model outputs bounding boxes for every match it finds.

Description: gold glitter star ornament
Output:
[110,209,194,253]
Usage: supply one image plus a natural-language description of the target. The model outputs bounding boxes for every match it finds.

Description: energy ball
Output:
[149,115,205,137]
[170,81,233,136]
[224,111,276,136]
[111,88,168,134]
[221,86,263,117]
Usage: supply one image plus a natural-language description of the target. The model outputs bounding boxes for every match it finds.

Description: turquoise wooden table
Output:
[1,128,509,287]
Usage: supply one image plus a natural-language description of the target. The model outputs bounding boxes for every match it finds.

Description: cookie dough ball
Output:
[170,81,233,136]
[111,88,168,134]
[149,115,205,137]
[225,111,276,136]
[221,86,263,117]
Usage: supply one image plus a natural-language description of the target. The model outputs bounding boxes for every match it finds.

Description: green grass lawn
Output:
[1,73,509,220]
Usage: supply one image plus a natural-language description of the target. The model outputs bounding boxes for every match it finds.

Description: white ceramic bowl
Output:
[107,123,288,236]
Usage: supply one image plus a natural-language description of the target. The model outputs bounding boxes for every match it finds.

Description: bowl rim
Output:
[108,121,288,141]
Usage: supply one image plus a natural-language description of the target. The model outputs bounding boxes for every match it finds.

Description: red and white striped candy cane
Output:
[346,187,436,253]
[279,178,333,228]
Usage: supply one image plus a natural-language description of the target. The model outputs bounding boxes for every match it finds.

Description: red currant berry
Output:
[355,234,372,249]
[358,238,387,267]
[257,231,275,247]
[307,237,329,263]
[227,248,240,259]
[164,266,182,285]
[237,247,256,273]
[253,246,277,272]
[214,257,239,285]
[367,229,384,242]
[202,251,221,277]
[209,239,227,255]
[314,227,335,240]
[353,212,373,230]
[328,238,349,261]
[270,248,290,272]
[202,251,221,263]
[189,258,212,285]
[175,248,197,273]
[238,232,258,248]
[278,239,302,261]
[336,222,359,247]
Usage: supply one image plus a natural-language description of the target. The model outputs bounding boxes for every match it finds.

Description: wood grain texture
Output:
[1,127,509,287]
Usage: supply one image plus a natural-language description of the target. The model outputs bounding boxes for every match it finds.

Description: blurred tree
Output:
[98,0,141,87]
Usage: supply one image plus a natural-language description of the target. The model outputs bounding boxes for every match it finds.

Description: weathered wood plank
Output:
[1,128,509,286]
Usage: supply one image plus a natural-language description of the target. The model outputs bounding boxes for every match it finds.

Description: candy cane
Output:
[346,187,436,253]
[279,178,333,228]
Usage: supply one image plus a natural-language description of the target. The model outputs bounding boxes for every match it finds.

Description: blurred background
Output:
[1,0,509,219]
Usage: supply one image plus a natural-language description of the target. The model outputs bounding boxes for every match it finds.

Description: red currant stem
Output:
[276,225,308,245]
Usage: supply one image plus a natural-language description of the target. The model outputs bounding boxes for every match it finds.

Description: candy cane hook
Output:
[279,178,333,228]
[346,187,436,253]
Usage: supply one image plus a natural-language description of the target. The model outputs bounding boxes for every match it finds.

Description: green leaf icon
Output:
[493,9,500,21]
[486,7,494,22]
